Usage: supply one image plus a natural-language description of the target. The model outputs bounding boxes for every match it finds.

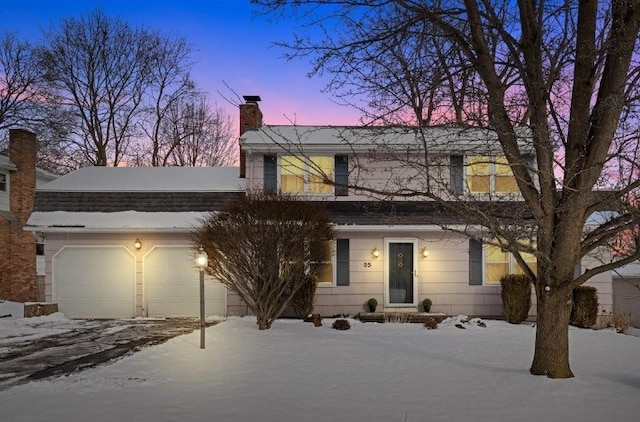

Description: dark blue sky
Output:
[0,0,361,127]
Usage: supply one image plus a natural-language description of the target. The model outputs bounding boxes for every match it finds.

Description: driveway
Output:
[0,317,216,391]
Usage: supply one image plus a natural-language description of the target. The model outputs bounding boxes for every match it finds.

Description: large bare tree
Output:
[192,193,334,330]
[255,0,640,378]
[34,10,205,167]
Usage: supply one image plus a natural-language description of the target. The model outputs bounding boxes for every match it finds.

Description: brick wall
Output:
[0,129,37,302]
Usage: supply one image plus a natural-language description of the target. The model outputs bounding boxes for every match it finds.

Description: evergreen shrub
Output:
[500,274,532,324]
[570,286,599,328]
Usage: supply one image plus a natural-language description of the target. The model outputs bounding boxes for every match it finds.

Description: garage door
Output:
[53,246,136,318]
[613,277,640,328]
[144,246,226,317]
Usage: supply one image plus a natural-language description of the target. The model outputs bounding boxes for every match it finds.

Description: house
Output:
[612,262,640,327]
[25,97,614,319]
[1,129,57,304]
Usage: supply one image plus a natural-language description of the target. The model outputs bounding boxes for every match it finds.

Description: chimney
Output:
[239,95,262,178]
[0,129,37,302]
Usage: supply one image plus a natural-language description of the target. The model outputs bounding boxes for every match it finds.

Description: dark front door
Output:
[388,243,414,304]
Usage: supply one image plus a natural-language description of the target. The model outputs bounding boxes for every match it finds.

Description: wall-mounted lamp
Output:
[422,248,429,258]
[372,247,380,258]
[134,238,142,250]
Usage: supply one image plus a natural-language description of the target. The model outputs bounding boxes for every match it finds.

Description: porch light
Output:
[372,247,380,258]
[422,248,429,258]
[133,238,142,250]
[196,247,208,349]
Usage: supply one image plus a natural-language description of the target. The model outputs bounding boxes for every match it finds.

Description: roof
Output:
[34,191,245,212]
[0,154,17,172]
[241,125,533,154]
[40,166,245,192]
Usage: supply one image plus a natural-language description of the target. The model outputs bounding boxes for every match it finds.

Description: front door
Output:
[388,242,414,304]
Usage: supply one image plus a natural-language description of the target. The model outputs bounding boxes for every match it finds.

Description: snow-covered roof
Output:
[0,154,17,171]
[241,125,533,154]
[614,261,640,278]
[40,166,245,192]
[26,211,209,232]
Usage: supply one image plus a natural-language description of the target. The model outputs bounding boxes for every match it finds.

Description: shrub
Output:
[290,275,319,319]
[332,319,351,330]
[366,298,378,312]
[422,298,432,312]
[570,286,599,328]
[423,317,438,329]
[600,309,632,332]
[499,274,532,323]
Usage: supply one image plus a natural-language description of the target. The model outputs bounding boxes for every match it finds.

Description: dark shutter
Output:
[334,155,348,196]
[469,239,483,285]
[450,155,463,194]
[336,238,350,286]
[263,155,277,194]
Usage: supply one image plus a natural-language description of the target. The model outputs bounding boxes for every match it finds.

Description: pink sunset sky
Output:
[0,0,362,131]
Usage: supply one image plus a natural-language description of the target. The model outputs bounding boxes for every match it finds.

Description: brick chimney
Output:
[239,95,262,178]
[0,129,37,302]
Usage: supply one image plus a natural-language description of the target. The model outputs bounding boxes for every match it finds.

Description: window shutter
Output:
[336,238,350,286]
[469,239,483,285]
[334,155,348,196]
[263,155,277,194]
[450,155,463,194]
[573,261,582,279]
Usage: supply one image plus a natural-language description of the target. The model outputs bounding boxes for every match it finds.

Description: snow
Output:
[26,211,210,232]
[0,315,638,422]
[39,166,245,192]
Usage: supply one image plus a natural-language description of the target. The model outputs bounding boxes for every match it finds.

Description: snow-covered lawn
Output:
[1,315,638,422]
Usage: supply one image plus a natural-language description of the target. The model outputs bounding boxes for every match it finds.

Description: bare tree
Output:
[255,0,640,378]
[34,10,199,167]
[0,31,74,173]
[192,193,334,330]
[135,95,236,167]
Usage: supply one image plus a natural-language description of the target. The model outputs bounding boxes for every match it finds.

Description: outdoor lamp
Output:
[196,247,208,349]
[372,247,380,258]
[196,247,208,269]
[422,248,429,258]
[133,238,142,250]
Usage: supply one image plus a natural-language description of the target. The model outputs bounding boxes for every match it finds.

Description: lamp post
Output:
[195,247,208,349]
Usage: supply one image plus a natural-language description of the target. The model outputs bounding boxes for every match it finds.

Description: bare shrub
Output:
[332,319,351,330]
[600,309,632,333]
[193,192,334,330]
[290,275,319,319]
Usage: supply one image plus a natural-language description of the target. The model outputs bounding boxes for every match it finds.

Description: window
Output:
[467,156,518,194]
[484,244,537,285]
[469,239,536,285]
[310,239,350,287]
[0,173,6,192]
[281,155,334,194]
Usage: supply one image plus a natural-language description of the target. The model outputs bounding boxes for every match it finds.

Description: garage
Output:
[613,277,640,328]
[53,246,136,318]
[144,246,226,317]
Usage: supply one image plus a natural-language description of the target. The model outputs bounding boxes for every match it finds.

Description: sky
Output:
[0,0,362,131]
[1,313,639,421]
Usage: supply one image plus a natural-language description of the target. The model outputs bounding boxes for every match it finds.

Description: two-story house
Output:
[25,97,613,319]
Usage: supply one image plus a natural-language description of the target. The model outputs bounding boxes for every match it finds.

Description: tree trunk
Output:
[530,283,574,378]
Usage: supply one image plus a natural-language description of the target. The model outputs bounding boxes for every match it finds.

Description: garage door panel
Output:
[145,246,226,317]
[54,247,136,319]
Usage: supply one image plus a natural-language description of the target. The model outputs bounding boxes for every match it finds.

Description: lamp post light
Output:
[195,247,208,349]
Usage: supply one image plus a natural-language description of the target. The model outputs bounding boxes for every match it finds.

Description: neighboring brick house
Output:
[26,97,614,319]
[1,129,56,303]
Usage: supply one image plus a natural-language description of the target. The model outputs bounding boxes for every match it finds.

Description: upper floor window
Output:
[0,173,7,192]
[467,156,518,194]
[281,155,334,194]
[264,154,348,196]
